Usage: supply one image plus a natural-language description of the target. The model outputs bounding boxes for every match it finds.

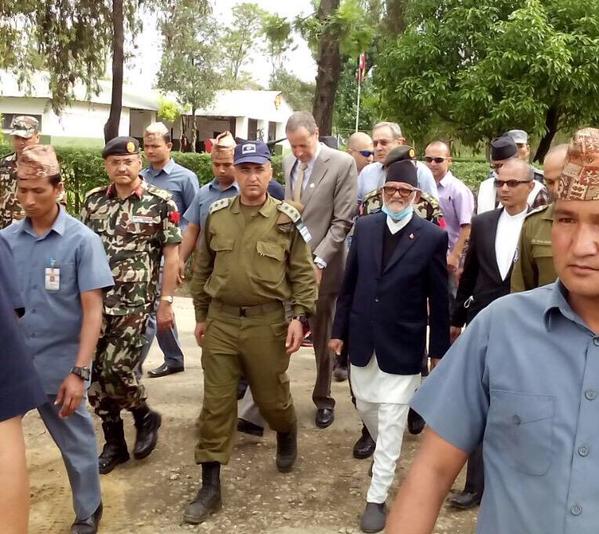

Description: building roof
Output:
[196,90,293,122]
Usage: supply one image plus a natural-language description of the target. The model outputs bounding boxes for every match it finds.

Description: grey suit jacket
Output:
[284,144,357,294]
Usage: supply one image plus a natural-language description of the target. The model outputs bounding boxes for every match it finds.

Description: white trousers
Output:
[356,398,410,504]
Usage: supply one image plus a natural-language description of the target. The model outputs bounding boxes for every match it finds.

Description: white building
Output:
[0,71,294,150]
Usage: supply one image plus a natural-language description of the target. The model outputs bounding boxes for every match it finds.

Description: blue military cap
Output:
[102,136,140,159]
[234,141,271,165]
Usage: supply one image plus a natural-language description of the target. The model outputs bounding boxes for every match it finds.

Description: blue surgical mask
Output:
[382,204,413,222]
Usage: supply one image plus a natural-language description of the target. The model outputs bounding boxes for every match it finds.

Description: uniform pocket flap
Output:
[257,241,285,261]
[490,389,554,424]
[211,237,234,252]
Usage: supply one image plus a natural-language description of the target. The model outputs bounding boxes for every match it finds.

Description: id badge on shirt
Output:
[45,258,60,291]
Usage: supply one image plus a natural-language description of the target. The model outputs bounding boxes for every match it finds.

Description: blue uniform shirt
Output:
[413,282,599,534]
[184,178,239,228]
[141,159,200,230]
[1,206,114,394]
[0,234,24,315]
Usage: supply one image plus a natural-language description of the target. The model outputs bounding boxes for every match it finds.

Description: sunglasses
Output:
[424,156,448,164]
[493,179,530,188]
[381,185,415,198]
[359,150,374,157]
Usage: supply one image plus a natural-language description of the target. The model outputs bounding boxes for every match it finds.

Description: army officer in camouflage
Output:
[184,141,317,525]
[81,137,182,474]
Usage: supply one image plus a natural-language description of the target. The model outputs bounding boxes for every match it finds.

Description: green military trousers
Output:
[195,302,297,465]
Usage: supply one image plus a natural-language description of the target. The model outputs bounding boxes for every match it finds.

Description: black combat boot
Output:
[276,428,297,473]
[98,420,129,475]
[131,404,162,460]
[183,462,222,524]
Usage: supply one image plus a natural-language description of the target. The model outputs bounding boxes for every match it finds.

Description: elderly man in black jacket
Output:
[330,159,450,533]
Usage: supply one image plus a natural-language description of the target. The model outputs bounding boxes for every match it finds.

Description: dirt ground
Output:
[24,297,477,534]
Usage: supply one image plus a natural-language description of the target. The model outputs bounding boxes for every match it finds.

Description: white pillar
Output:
[235,116,248,139]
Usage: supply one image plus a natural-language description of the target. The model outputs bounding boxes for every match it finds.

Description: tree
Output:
[262,14,295,78]
[104,0,125,141]
[270,68,315,111]
[157,97,182,123]
[373,0,599,160]
[156,1,220,152]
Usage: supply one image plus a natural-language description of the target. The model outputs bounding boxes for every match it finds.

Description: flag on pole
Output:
[356,52,367,83]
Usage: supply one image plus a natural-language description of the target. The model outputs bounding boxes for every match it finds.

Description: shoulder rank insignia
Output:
[277,201,311,243]
[146,183,173,201]
[209,197,234,214]
[525,204,550,218]
[85,185,108,199]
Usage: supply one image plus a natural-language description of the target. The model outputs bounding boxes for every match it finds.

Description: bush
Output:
[451,159,490,190]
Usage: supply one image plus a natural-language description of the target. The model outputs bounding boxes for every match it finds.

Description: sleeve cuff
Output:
[195,309,208,322]
[314,256,327,268]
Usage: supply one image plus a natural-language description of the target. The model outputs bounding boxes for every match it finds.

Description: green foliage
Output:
[262,13,295,77]
[157,98,182,124]
[452,159,491,190]
[270,69,315,111]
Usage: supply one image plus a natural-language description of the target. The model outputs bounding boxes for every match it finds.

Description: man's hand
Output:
[157,301,174,331]
[55,374,85,418]
[177,259,186,285]
[286,319,304,355]
[195,322,207,346]
[450,326,462,344]
[430,358,441,371]
[314,266,323,285]
[328,338,344,356]
[447,252,459,273]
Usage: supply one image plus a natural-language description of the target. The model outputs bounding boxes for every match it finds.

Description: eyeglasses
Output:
[424,156,448,164]
[493,179,530,188]
[359,150,374,157]
[373,139,392,147]
[381,185,415,198]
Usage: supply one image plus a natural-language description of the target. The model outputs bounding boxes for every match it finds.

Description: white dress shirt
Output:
[291,143,322,194]
[495,207,528,280]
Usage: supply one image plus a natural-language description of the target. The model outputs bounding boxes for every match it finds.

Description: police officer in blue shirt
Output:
[1,145,114,534]
[141,122,199,378]
[387,128,599,534]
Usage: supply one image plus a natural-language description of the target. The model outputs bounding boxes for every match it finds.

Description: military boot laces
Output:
[98,421,129,475]
[132,407,162,460]
[276,429,297,473]
[183,463,222,525]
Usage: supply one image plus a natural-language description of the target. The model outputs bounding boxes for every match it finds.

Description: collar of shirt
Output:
[208,178,238,192]
[106,178,146,199]
[295,142,322,176]
[438,170,455,189]
[229,194,276,218]
[19,204,67,238]
[543,281,596,334]
[386,211,413,234]
[145,158,176,178]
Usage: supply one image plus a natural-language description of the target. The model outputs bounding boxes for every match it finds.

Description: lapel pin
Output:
[309,183,315,188]
[409,233,414,240]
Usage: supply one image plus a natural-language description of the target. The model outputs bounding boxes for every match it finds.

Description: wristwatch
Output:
[160,296,174,304]
[70,366,91,381]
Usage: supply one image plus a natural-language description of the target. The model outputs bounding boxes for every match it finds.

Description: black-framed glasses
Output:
[359,150,374,157]
[381,185,415,198]
[424,156,448,164]
[494,179,530,188]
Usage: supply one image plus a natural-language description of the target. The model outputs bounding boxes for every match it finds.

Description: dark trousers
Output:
[464,444,484,496]
[309,291,337,409]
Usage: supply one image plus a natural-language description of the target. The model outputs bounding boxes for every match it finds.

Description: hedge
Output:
[1,144,491,214]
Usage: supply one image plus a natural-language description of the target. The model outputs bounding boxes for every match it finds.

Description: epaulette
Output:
[146,183,173,201]
[209,197,234,214]
[85,185,108,199]
[525,204,550,218]
[276,201,302,224]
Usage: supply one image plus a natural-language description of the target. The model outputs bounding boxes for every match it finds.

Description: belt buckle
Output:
[239,307,247,317]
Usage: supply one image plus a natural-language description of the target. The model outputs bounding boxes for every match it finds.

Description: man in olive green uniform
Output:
[511,144,568,292]
[81,137,182,474]
[184,140,317,525]
[0,116,40,228]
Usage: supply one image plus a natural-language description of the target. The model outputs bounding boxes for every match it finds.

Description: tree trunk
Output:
[312,0,342,136]
[534,105,560,163]
[190,108,197,153]
[104,0,124,143]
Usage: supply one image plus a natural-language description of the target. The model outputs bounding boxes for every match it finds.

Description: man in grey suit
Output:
[238,112,357,430]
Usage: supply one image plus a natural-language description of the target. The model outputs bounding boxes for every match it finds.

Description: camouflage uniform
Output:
[361,187,445,226]
[0,153,25,229]
[81,180,182,420]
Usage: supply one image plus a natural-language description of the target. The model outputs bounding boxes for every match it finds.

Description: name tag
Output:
[131,215,155,224]
[45,267,60,291]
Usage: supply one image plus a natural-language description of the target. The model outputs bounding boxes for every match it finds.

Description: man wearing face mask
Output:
[329,160,450,533]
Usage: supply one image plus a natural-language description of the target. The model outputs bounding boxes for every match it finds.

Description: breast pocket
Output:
[256,240,286,283]
[531,241,552,260]
[487,389,555,476]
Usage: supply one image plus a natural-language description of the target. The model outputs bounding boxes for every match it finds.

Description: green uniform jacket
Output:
[511,203,556,292]
[0,153,24,229]
[191,195,317,322]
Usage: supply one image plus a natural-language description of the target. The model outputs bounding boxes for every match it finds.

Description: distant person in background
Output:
[505,129,544,182]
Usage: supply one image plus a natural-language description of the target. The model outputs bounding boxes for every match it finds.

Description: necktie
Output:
[293,162,308,202]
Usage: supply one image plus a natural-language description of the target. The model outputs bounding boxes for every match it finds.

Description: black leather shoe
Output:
[71,502,103,534]
[147,362,184,378]
[184,463,222,524]
[276,429,297,473]
[407,408,426,435]
[333,365,348,382]
[237,418,264,437]
[98,421,129,475]
[353,425,375,459]
[360,502,386,533]
[315,408,334,429]
[448,491,481,510]
[132,407,162,459]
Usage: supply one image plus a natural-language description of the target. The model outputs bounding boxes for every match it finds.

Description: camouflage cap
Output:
[557,127,599,201]
[17,145,60,179]
[10,115,40,138]
[102,136,140,159]
[383,145,416,168]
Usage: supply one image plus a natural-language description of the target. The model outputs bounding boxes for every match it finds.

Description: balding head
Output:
[347,132,374,172]
[424,141,452,182]
[543,144,569,199]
